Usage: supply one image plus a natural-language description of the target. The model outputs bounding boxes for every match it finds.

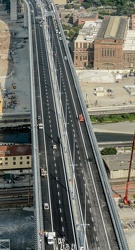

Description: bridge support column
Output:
[10,0,17,21]
[24,2,28,28]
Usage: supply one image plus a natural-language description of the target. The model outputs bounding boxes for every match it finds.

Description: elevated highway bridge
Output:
[10,0,129,249]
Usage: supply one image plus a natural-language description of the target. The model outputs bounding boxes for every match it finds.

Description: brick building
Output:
[94,16,135,70]
[0,144,32,171]
[74,15,135,70]
[73,11,98,26]
[74,20,102,67]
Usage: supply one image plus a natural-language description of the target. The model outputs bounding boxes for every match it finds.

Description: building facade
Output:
[0,144,31,171]
[74,20,102,67]
[74,15,135,70]
[94,16,135,70]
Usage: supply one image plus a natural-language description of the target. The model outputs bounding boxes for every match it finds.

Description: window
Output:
[5,162,8,165]
[80,43,82,48]
[76,55,78,60]
[6,150,10,155]
[0,151,3,154]
[20,162,23,165]
[13,162,16,165]
[110,49,112,56]
[5,157,8,161]
[13,157,16,160]
[80,56,82,61]
[0,163,2,165]
[83,43,87,48]
[0,158,2,160]
[27,156,29,159]
[76,43,78,48]
[20,156,22,160]
[27,161,29,164]
[83,56,87,60]
[102,48,104,56]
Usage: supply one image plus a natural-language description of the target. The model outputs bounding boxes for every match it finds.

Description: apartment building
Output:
[94,16,135,70]
[0,144,31,171]
[74,20,102,67]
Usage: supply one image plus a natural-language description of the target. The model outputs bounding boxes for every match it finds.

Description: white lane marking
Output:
[96,237,98,242]
[53,157,55,161]
[94,227,96,231]
[62,227,64,232]
[59,208,62,213]
[61,217,63,222]
[92,217,94,222]
[55,169,57,174]
[59,200,61,204]
[57,184,59,188]
[54,163,56,167]
[58,192,60,196]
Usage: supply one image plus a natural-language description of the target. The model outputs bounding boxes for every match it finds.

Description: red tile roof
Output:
[0,144,31,157]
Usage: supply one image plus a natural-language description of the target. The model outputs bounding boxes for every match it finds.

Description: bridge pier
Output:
[10,0,17,21]
[24,2,28,28]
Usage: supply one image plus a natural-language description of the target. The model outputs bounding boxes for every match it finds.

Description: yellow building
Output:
[0,144,31,171]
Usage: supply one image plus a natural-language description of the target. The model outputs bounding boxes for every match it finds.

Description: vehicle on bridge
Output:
[45,231,56,245]
[78,114,84,122]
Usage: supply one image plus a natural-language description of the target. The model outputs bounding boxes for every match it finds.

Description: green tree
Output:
[101,147,117,155]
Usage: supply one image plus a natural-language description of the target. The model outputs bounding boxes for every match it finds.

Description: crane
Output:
[123,132,135,205]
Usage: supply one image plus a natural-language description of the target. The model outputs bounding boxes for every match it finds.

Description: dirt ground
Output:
[115,201,135,250]
[77,70,135,109]
[0,5,30,113]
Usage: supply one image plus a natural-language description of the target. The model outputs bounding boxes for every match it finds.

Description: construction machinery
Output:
[123,132,135,205]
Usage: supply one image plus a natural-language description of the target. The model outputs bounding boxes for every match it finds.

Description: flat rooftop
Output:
[75,20,102,42]
[103,154,135,171]
[123,30,135,51]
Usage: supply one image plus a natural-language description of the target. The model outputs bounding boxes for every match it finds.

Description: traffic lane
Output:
[31,2,53,236]
[48,150,74,245]
[40,78,75,244]
[51,38,103,248]
[75,122,120,249]
[36,21,75,245]
[51,23,119,249]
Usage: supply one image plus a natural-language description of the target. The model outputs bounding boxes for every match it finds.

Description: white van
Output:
[38,123,43,129]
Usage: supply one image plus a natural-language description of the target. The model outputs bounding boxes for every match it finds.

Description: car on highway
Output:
[44,203,49,210]
[38,123,43,129]
[52,145,57,149]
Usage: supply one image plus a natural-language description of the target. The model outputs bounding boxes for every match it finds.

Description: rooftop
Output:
[75,20,102,42]
[0,144,31,157]
[96,16,127,40]
[123,30,135,51]
[103,154,135,171]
